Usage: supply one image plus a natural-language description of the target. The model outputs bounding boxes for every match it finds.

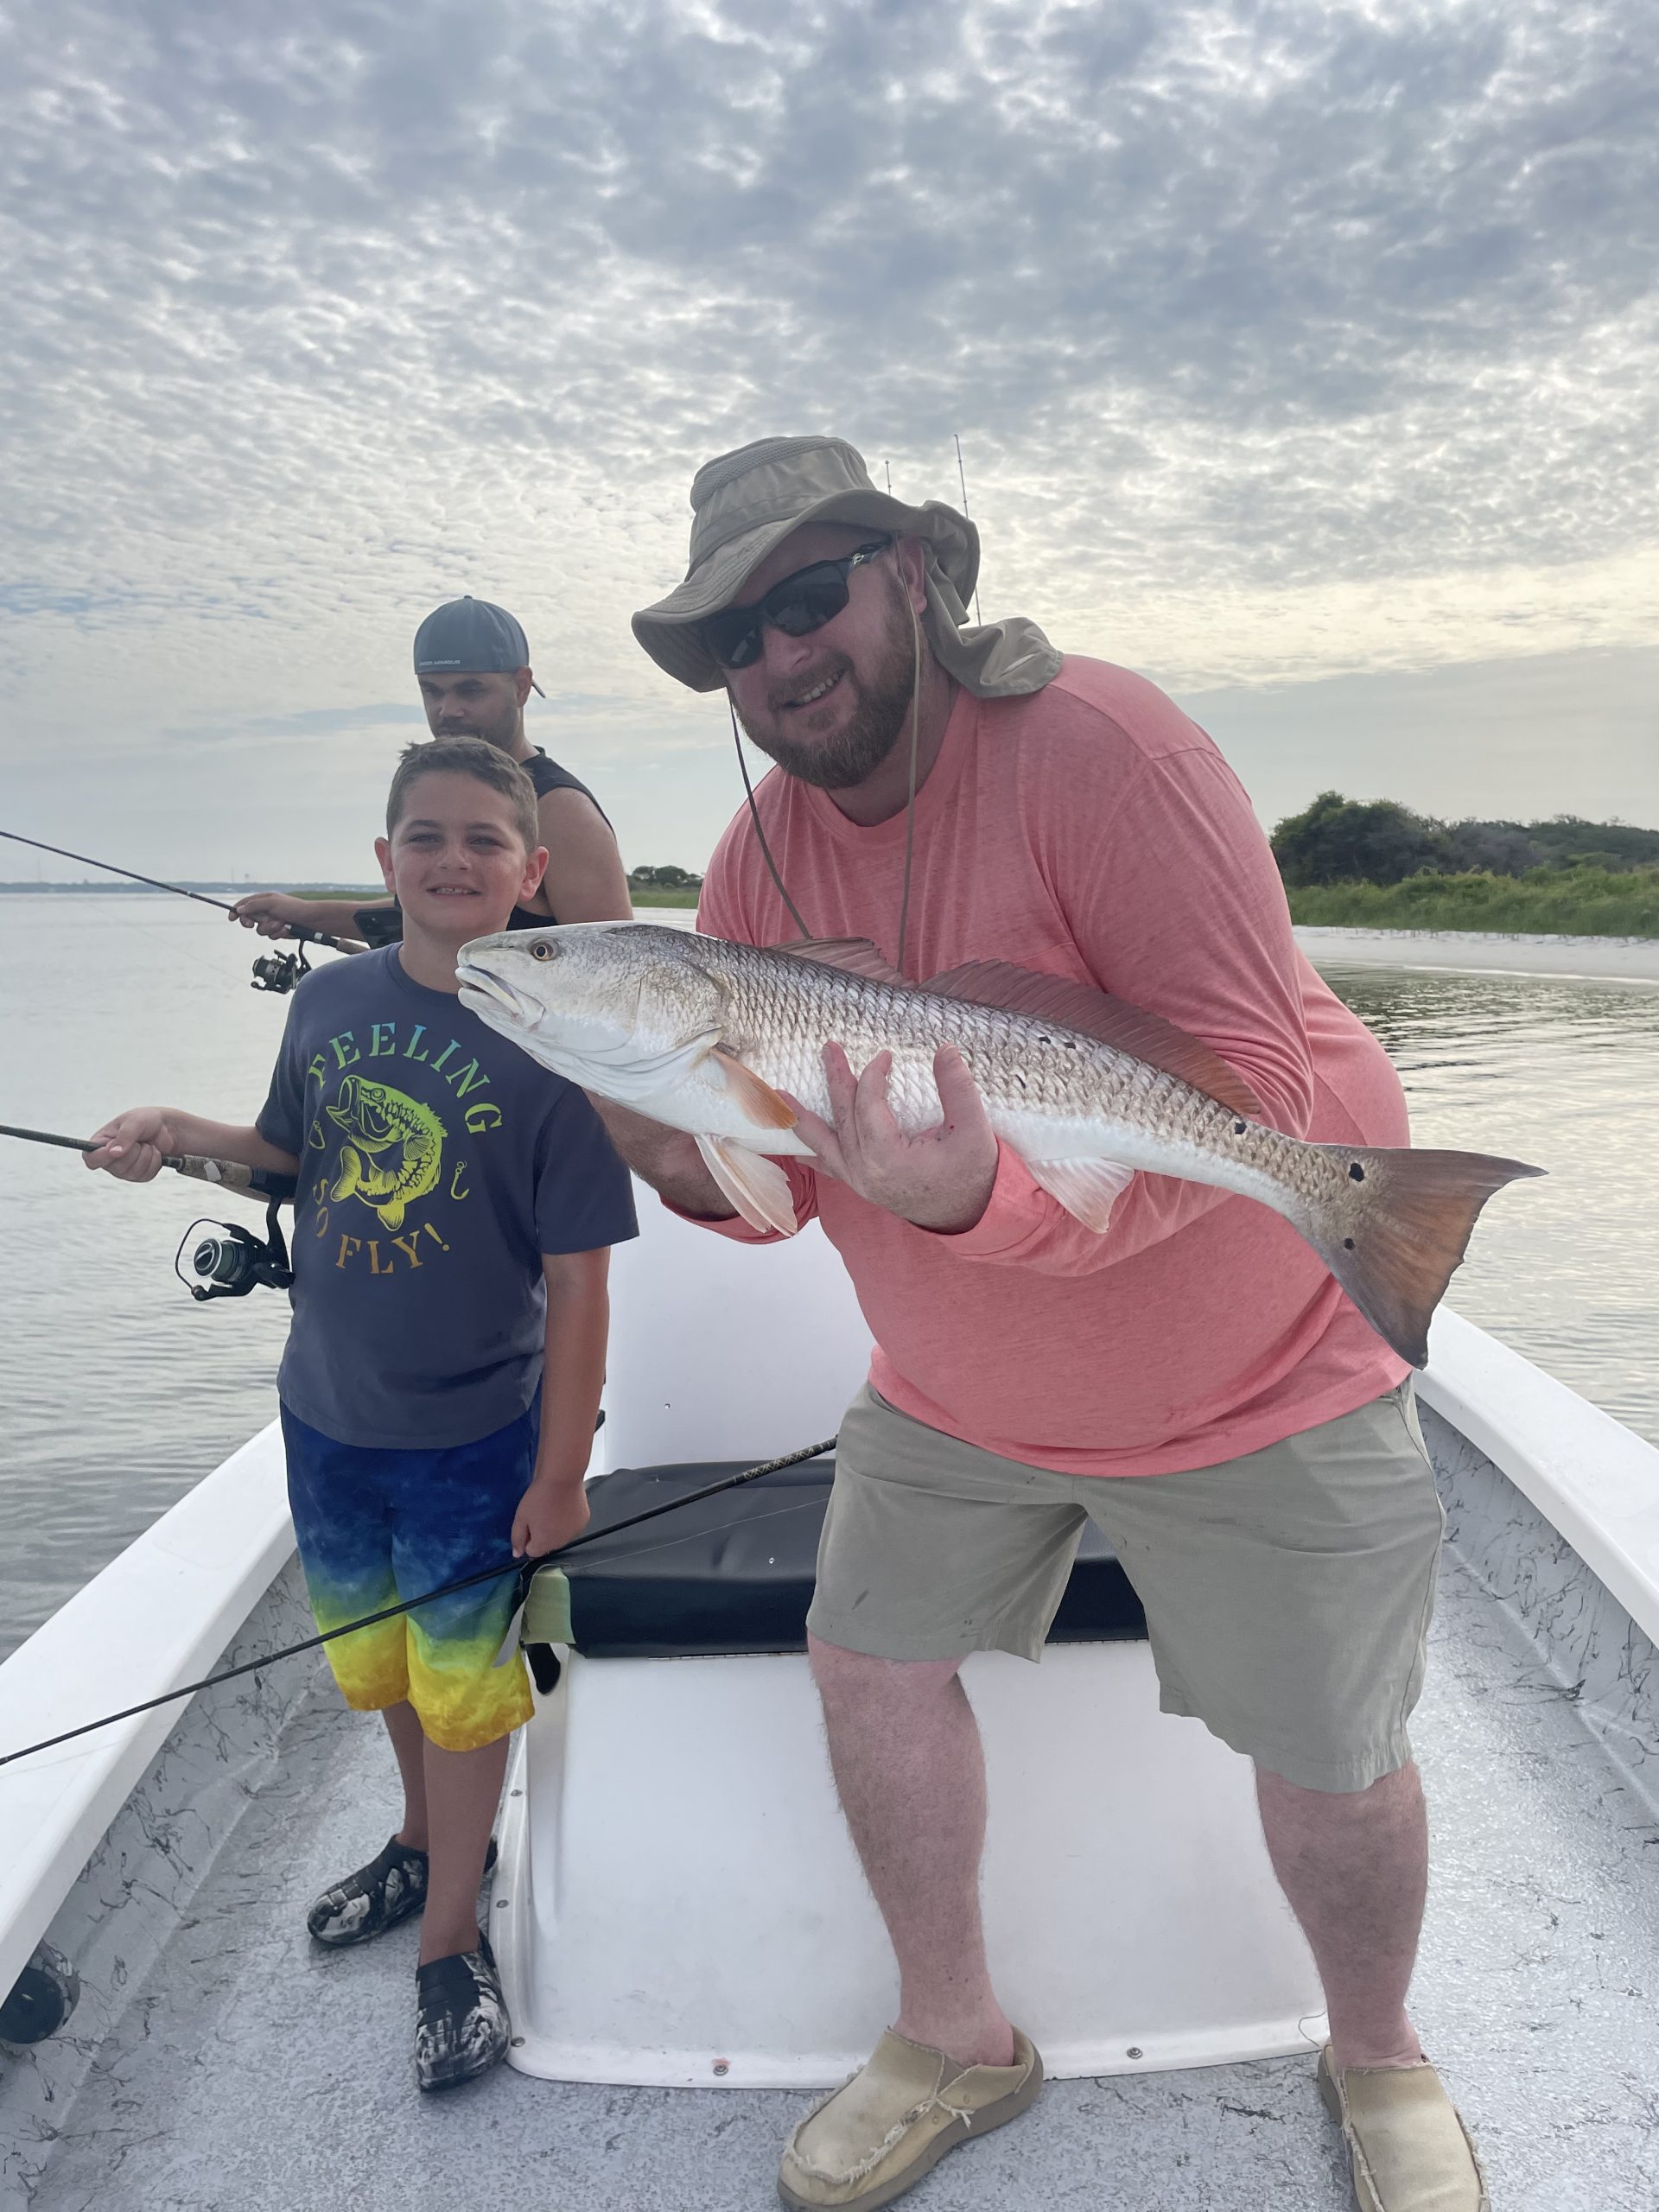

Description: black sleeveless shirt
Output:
[355,747,614,944]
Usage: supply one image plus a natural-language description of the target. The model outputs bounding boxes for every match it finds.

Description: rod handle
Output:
[165,1154,297,1203]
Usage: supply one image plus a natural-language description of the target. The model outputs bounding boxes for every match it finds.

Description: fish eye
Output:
[530,941,554,961]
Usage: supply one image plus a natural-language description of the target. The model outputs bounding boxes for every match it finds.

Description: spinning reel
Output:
[249,942,313,995]
[175,1205,295,1301]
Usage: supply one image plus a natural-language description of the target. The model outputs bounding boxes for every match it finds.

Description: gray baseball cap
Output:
[412,597,545,695]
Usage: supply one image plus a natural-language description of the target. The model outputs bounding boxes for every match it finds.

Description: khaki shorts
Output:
[807,1382,1446,1793]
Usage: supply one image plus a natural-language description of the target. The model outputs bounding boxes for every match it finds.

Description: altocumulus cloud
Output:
[0,0,1656,876]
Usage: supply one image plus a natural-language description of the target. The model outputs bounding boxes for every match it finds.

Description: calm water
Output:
[1,894,1656,1662]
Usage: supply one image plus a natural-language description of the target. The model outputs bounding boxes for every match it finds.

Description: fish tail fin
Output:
[1309,1145,1544,1368]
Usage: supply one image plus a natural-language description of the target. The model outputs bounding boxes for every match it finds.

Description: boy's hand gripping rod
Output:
[0,1124,298,1204]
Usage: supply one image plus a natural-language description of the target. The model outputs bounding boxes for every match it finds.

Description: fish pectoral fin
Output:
[1025,1156,1136,1233]
[694,1134,801,1236]
[709,1044,798,1132]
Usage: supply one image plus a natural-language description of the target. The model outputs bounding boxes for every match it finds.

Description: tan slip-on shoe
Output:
[1319,2047,1490,2211]
[779,2026,1044,2212]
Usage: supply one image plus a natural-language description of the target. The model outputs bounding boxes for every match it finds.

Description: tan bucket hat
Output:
[632,435,1062,700]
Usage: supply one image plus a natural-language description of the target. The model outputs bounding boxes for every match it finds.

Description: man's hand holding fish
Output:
[784,1043,999,1235]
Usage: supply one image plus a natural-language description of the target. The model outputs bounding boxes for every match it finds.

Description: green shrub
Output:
[1287,864,1659,937]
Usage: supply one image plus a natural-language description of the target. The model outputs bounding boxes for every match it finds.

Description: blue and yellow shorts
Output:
[280,1402,536,1752]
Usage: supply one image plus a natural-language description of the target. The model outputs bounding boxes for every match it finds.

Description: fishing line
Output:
[0,1436,836,1770]
[560,1491,823,1575]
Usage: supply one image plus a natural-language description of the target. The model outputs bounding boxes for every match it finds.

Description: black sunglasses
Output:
[702,540,893,671]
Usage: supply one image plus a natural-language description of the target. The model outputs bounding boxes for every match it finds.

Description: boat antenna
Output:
[0,1436,838,1770]
[0,829,358,955]
[953,434,983,624]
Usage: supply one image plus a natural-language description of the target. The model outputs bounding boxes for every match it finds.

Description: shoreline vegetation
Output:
[1287,872,1659,938]
[10,803,1659,937]
[1272,793,1659,940]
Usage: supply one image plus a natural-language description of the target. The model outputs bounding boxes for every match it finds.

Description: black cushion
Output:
[563,1459,1147,1659]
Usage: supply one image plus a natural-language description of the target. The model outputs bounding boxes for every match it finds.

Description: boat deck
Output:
[19,1533,1659,2212]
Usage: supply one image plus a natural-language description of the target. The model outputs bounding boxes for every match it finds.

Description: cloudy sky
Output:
[3,0,1656,886]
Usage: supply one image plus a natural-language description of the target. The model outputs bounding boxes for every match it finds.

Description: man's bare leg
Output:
[419,1734,511,1964]
[383,1701,429,1849]
[1255,1759,1428,2069]
[808,1632,1015,2067]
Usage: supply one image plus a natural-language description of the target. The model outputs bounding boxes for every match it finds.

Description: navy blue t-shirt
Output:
[257,946,637,1449]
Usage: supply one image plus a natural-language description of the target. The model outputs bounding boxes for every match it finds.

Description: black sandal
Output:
[307,1834,502,1948]
[414,1930,512,2092]
[307,1834,429,1948]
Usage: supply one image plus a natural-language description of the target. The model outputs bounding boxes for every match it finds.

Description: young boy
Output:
[87,737,637,2091]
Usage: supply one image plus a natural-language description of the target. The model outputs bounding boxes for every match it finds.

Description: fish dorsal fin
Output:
[709,1044,798,1131]
[772,938,914,989]
[924,960,1264,1121]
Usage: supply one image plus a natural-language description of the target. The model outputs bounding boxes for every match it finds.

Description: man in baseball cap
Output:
[230,597,631,945]
[601,436,1487,2212]
[412,594,545,701]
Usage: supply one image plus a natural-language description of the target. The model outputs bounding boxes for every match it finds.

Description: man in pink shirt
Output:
[607,436,1484,2212]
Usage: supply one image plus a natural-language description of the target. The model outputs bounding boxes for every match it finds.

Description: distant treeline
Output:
[1271,791,1659,885]
[626,862,702,908]
[1272,792,1659,938]
[627,864,703,889]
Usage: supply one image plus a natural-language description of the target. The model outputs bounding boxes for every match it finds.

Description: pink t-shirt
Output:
[690,658,1411,1478]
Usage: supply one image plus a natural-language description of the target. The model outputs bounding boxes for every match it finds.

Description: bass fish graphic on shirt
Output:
[324,1076,446,1233]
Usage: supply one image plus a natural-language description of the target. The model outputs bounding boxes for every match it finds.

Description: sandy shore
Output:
[1295,925,1659,982]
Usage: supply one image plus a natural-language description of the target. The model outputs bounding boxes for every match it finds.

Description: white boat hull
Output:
[495,1639,1324,2088]
[497,1192,1325,2088]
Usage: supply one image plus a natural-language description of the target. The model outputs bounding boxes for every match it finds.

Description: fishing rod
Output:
[0,1436,838,1770]
[0,1123,296,1301]
[0,829,363,994]
[0,1122,296,1203]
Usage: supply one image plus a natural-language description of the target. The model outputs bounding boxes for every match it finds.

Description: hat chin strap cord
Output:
[729,552,926,978]
[730,698,812,940]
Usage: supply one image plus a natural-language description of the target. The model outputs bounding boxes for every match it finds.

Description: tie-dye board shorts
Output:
[280,1402,537,1752]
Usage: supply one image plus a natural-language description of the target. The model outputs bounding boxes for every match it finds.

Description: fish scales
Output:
[714,939,1284,1189]
[455,921,1543,1368]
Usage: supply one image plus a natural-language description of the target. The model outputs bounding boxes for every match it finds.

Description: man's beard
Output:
[433,702,518,752]
[735,599,917,791]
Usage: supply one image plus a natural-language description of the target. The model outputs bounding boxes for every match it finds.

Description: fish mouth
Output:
[456,963,537,1029]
